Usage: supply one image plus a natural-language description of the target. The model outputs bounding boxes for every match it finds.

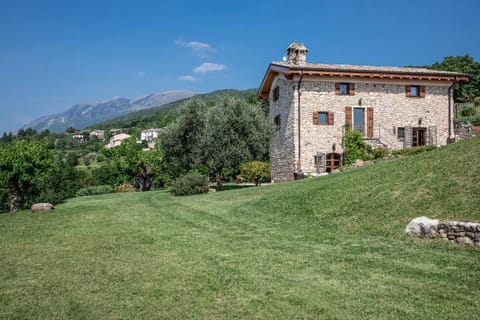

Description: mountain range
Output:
[21,90,196,133]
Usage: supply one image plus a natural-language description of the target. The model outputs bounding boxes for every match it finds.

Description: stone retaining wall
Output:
[406,216,480,246]
[455,123,477,141]
[436,221,480,245]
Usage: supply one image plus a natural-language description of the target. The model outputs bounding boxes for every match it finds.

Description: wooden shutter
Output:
[420,86,426,98]
[349,83,355,96]
[404,126,412,148]
[367,107,374,138]
[313,112,318,125]
[405,85,411,97]
[328,112,334,125]
[335,83,340,95]
[345,107,352,128]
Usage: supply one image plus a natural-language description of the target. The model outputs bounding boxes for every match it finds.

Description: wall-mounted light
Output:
[332,143,336,152]
[418,117,423,125]
[358,98,363,106]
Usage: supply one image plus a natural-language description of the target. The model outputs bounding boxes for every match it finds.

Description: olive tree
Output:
[202,98,273,190]
[159,100,207,176]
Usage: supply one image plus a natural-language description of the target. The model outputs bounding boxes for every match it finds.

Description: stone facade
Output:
[258,42,468,182]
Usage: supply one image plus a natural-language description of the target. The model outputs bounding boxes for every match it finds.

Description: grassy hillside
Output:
[91,89,258,130]
[1,138,479,319]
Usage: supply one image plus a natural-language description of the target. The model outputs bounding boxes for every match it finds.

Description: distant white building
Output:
[72,134,86,143]
[89,129,105,141]
[140,128,165,142]
[105,133,131,148]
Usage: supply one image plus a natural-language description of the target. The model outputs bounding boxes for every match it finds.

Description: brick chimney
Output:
[286,41,308,65]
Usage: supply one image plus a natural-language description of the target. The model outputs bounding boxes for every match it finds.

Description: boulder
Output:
[354,159,364,167]
[456,237,473,245]
[31,203,55,213]
[405,216,439,237]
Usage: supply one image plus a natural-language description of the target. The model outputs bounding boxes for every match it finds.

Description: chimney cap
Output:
[287,40,308,52]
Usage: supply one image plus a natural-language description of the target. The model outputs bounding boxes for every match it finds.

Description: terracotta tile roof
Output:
[271,61,467,77]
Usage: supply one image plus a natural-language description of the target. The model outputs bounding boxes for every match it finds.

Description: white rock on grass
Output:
[31,203,55,213]
[405,216,439,237]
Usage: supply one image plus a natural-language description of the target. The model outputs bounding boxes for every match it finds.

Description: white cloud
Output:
[194,62,226,74]
[137,71,146,77]
[175,39,215,52]
[177,75,198,82]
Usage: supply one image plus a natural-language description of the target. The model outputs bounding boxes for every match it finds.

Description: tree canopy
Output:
[0,140,57,211]
[202,99,272,189]
[160,98,273,190]
[431,55,480,102]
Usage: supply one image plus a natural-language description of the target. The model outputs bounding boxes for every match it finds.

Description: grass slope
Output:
[1,138,480,319]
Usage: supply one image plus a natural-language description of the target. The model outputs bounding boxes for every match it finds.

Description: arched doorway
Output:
[326,153,341,173]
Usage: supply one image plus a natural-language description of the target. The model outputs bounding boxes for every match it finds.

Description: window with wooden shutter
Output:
[406,85,425,98]
[367,107,374,138]
[397,127,405,139]
[273,86,280,101]
[274,115,281,130]
[419,86,426,97]
[328,112,334,125]
[335,83,340,95]
[345,107,352,128]
[314,112,333,125]
[336,83,354,95]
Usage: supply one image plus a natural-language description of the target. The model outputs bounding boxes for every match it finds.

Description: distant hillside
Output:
[92,88,258,130]
[22,90,196,133]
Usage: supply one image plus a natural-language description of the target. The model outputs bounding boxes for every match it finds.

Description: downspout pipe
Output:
[448,79,456,142]
[297,70,304,173]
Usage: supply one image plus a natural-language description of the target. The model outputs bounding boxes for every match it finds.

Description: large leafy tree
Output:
[0,140,57,212]
[431,55,480,102]
[202,98,273,190]
[104,137,166,191]
[159,100,207,175]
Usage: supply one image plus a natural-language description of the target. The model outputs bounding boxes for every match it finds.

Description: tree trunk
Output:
[215,169,223,191]
[134,162,155,192]
[10,186,24,212]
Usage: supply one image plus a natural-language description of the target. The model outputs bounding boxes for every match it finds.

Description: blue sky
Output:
[1,0,479,133]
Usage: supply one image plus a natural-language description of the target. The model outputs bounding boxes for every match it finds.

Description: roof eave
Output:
[257,64,291,100]
[258,63,469,100]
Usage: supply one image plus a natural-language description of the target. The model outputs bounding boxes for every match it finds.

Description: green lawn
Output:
[1,138,480,319]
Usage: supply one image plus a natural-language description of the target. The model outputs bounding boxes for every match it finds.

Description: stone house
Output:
[140,128,165,142]
[105,133,131,149]
[89,129,105,141]
[258,41,468,182]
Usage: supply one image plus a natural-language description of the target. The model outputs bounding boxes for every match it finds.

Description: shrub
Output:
[460,105,477,117]
[392,145,436,157]
[115,183,135,193]
[240,161,271,186]
[76,185,114,197]
[170,172,209,196]
[474,96,480,107]
[468,116,480,124]
[95,153,105,162]
[343,127,372,165]
[372,148,390,160]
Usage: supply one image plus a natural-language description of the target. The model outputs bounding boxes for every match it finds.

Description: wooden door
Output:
[326,153,341,173]
[412,127,426,146]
